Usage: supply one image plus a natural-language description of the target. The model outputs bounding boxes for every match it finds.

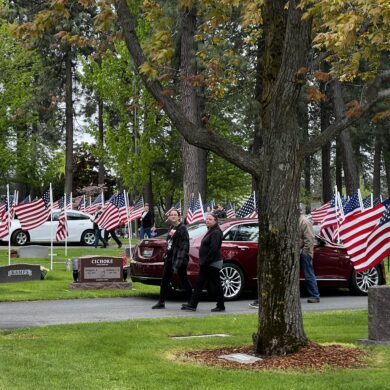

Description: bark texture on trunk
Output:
[373,135,382,199]
[320,75,333,203]
[336,139,343,192]
[179,7,207,211]
[383,140,390,198]
[330,80,359,195]
[254,0,309,355]
[64,48,74,194]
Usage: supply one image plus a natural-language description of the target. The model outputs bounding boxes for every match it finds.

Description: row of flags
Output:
[310,188,390,272]
[179,192,258,224]
[0,187,146,243]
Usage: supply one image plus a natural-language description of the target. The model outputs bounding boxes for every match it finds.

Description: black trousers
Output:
[159,259,192,303]
[189,264,225,309]
[104,229,122,247]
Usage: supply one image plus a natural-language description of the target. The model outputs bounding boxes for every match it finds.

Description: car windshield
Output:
[187,223,208,239]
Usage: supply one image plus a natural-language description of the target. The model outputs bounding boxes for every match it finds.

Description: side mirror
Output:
[316,237,326,247]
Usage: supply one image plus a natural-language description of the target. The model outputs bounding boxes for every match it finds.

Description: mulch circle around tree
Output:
[182,342,367,371]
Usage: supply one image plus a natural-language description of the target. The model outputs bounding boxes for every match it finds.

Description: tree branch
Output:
[301,76,390,159]
[114,0,261,177]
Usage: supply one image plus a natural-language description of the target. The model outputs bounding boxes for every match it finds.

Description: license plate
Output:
[142,248,154,257]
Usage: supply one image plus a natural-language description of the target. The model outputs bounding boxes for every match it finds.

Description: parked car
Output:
[130,219,386,300]
[2,209,95,246]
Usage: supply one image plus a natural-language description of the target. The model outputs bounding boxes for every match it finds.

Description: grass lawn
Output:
[0,245,160,301]
[0,310,389,390]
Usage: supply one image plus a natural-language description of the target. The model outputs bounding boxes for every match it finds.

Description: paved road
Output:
[0,295,367,329]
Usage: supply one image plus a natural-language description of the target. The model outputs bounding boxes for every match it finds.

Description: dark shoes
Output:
[307,297,320,303]
[152,302,165,309]
[211,306,225,312]
[249,301,259,309]
[181,303,196,311]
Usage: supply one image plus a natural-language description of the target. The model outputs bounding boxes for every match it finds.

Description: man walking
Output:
[299,204,320,303]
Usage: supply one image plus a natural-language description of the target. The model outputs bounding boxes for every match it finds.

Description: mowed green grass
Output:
[0,310,389,390]
[0,245,160,301]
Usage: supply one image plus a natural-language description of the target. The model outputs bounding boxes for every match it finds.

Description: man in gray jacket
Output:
[299,204,320,303]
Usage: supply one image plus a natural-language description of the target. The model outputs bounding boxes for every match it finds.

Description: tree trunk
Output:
[254,0,309,355]
[97,97,105,186]
[329,79,359,195]
[298,100,311,213]
[383,138,390,198]
[320,70,333,202]
[373,133,382,199]
[336,139,343,193]
[64,47,74,194]
[180,7,207,212]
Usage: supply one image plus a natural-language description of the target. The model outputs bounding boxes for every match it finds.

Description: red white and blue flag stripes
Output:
[56,208,69,241]
[186,193,204,224]
[95,193,127,231]
[13,189,51,231]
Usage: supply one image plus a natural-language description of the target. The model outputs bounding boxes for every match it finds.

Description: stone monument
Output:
[359,285,390,346]
[69,255,132,290]
[0,264,42,283]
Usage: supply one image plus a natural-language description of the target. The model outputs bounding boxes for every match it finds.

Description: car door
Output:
[312,237,349,282]
[28,212,60,242]
[65,211,93,242]
[221,223,258,287]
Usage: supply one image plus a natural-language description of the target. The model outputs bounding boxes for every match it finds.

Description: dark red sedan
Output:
[130,219,386,300]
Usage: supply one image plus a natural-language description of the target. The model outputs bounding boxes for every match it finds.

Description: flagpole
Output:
[50,183,54,271]
[64,192,68,257]
[124,190,132,259]
[7,185,11,265]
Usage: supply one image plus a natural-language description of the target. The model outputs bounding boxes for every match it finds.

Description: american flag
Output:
[55,208,68,241]
[203,200,215,213]
[358,202,390,272]
[224,202,236,219]
[56,194,72,210]
[236,193,257,218]
[373,196,382,206]
[165,200,181,217]
[186,193,204,224]
[310,202,330,225]
[0,197,14,239]
[343,190,362,216]
[363,195,373,209]
[78,196,90,213]
[129,197,145,222]
[86,193,103,215]
[339,201,388,268]
[13,189,51,231]
[95,194,126,231]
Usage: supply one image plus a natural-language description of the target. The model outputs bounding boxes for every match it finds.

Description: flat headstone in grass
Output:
[218,353,262,364]
[0,263,42,283]
[18,245,49,259]
[171,334,229,340]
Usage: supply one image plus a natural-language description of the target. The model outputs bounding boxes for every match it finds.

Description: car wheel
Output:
[11,230,29,246]
[350,266,382,295]
[81,230,95,246]
[220,263,245,300]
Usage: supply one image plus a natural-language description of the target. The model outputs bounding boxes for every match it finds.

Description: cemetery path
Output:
[0,295,368,329]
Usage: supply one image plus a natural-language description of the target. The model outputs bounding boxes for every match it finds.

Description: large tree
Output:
[114,0,390,356]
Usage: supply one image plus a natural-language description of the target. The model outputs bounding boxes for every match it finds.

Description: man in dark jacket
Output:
[181,212,225,312]
[139,203,153,239]
[152,209,192,309]
[93,205,108,248]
